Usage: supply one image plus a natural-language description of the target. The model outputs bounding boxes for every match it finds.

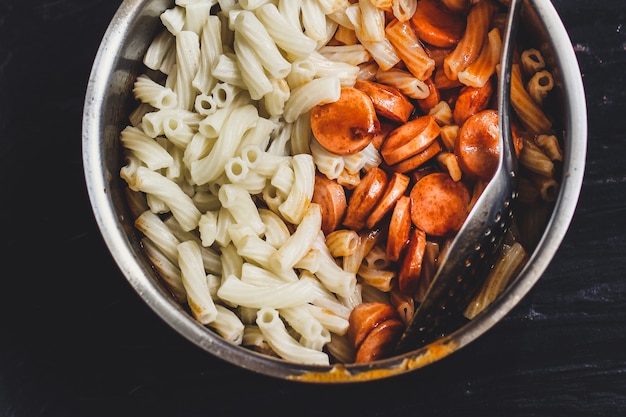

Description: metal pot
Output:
[82,0,587,382]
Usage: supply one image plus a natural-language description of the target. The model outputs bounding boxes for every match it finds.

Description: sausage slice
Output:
[311,87,380,156]
[312,173,347,235]
[354,80,415,123]
[409,172,470,236]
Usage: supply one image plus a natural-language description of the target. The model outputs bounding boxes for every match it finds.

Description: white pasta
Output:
[191,104,259,185]
[120,126,173,171]
[220,243,243,283]
[264,77,291,118]
[359,0,386,42]
[267,121,293,157]
[279,305,327,343]
[290,110,312,155]
[224,156,267,194]
[217,275,316,309]
[133,74,178,110]
[242,324,267,348]
[127,168,201,232]
[142,108,202,138]
[283,76,341,123]
[161,6,186,36]
[312,232,358,298]
[310,138,345,180]
[271,203,322,272]
[194,93,217,115]
[238,0,272,9]
[163,216,222,274]
[198,210,218,247]
[306,304,350,335]
[141,237,187,303]
[392,0,417,22]
[182,1,212,35]
[236,116,275,154]
[218,183,265,236]
[211,82,241,108]
[306,51,361,87]
[210,304,245,344]
[293,248,322,273]
[144,29,175,71]
[255,3,318,60]
[233,31,273,100]
[232,10,292,79]
[177,240,218,324]
[278,0,303,31]
[198,107,229,138]
[240,262,284,287]
[343,143,382,174]
[270,163,294,199]
[299,272,352,320]
[300,0,329,44]
[211,53,247,88]
[346,4,401,71]
[319,44,371,66]
[162,112,196,148]
[240,145,290,178]
[286,59,316,90]
[174,31,201,111]
[232,232,283,276]
[258,208,291,249]
[278,154,316,224]
[256,308,330,365]
[375,67,430,99]
[158,138,183,180]
[193,15,223,95]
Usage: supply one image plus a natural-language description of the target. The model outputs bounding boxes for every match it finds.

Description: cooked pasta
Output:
[193,15,223,95]
[217,275,317,309]
[177,240,219,324]
[283,76,341,123]
[255,3,318,60]
[457,27,502,88]
[256,308,330,365]
[385,18,435,80]
[444,0,495,81]
[118,0,565,366]
[271,203,322,272]
[120,126,173,170]
[191,104,259,185]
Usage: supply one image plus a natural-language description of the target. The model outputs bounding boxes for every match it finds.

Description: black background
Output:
[1,1,625,416]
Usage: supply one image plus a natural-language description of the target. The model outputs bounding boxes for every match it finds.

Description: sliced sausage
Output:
[386,195,412,262]
[312,173,347,235]
[381,115,441,166]
[343,167,388,231]
[311,87,380,156]
[409,172,471,236]
[398,227,427,295]
[389,140,442,174]
[452,80,494,126]
[354,318,404,363]
[354,79,415,124]
[366,172,411,229]
[455,109,524,181]
[348,301,399,351]
[411,0,466,48]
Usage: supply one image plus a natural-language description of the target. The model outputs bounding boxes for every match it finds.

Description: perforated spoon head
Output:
[395,0,523,354]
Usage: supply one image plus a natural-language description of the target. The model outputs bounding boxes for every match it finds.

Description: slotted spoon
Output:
[395,0,523,354]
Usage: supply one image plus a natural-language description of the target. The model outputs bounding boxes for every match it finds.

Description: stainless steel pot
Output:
[82,0,587,382]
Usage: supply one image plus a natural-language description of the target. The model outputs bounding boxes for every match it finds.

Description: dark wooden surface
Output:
[1,1,624,416]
